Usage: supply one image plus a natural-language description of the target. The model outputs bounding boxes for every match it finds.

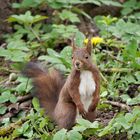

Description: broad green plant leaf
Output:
[67,130,82,140]
[53,129,67,140]
[0,106,7,115]
[59,10,80,23]
[32,97,40,111]
[76,118,92,127]
[75,31,85,47]
[7,11,47,25]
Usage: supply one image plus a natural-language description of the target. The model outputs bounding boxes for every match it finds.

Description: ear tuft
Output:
[69,35,76,51]
[85,37,92,55]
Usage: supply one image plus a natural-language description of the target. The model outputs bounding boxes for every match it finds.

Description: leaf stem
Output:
[28,25,41,42]
[100,72,108,84]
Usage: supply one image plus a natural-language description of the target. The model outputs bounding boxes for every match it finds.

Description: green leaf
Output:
[100,91,108,98]
[22,122,29,132]
[13,0,32,8]
[1,118,10,126]
[60,46,72,64]
[81,0,101,5]
[17,122,29,134]
[133,119,140,133]
[49,24,78,39]
[0,40,30,62]
[127,95,140,105]
[124,40,138,59]
[123,0,136,8]
[120,94,131,103]
[59,57,71,69]
[53,129,67,140]
[12,0,44,8]
[72,125,87,132]
[39,46,72,71]
[32,97,40,111]
[90,121,99,128]
[9,50,28,62]
[32,15,48,23]
[10,94,17,103]
[98,125,112,137]
[24,129,33,138]
[75,31,85,47]
[38,55,62,64]
[39,119,48,129]
[77,118,92,127]
[100,0,122,7]
[47,48,60,58]
[132,107,140,116]
[125,113,134,122]
[0,106,7,115]
[0,48,9,57]
[116,115,130,129]
[67,130,82,140]
[7,40,29,51]
[0,95,9,103]
[121,8,133,15]
[59,10,80,23]
[98,116,117,137]
[0,91,11,103]
[7,11,47,25]
[47,0,69,9]
[135,72,140,82]
[15,77,32,93]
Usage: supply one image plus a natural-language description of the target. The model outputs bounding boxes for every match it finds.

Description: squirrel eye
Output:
[85,56,88,59]
[71,56,74,59]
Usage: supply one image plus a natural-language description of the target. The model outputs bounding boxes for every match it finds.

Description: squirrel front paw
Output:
[79,107,87,117]
[88,104,96,112]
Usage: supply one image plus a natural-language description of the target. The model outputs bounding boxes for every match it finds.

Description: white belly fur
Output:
[76,70,96,120]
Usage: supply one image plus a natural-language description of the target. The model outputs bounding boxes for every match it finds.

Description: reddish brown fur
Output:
[54,43,100,128]
[33,70,65,118]
[23,40,100,129]
[23,63,65,119]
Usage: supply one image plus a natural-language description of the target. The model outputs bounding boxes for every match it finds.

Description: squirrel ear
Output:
[85,37,92,55]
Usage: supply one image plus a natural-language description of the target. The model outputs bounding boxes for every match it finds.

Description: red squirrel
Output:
[23,39,100,129]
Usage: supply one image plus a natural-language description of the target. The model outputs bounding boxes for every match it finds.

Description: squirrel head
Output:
[71,38,92,71]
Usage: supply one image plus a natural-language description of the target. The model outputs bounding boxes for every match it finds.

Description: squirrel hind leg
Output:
[55,103,76,130]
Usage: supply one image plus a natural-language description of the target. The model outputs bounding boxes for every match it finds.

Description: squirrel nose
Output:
[76,62,80,66]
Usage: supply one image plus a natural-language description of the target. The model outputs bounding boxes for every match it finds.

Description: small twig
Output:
[19,100,32,109]
[0,43,6,48]
[8,103,19,113]
[102,68,133,73]
[102,100,131,112]
[0,78,9,85]
[0,117,27,136]
[99,72,108,84]
[103,50,125,64]
[27,25,48,48]
[17,94,32,103]
[28,25,41,42]
[0,112,13,122]
[0,67,17,73]
[0,100,32,122]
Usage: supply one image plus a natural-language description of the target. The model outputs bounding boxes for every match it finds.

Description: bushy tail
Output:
[22,62,65,119]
